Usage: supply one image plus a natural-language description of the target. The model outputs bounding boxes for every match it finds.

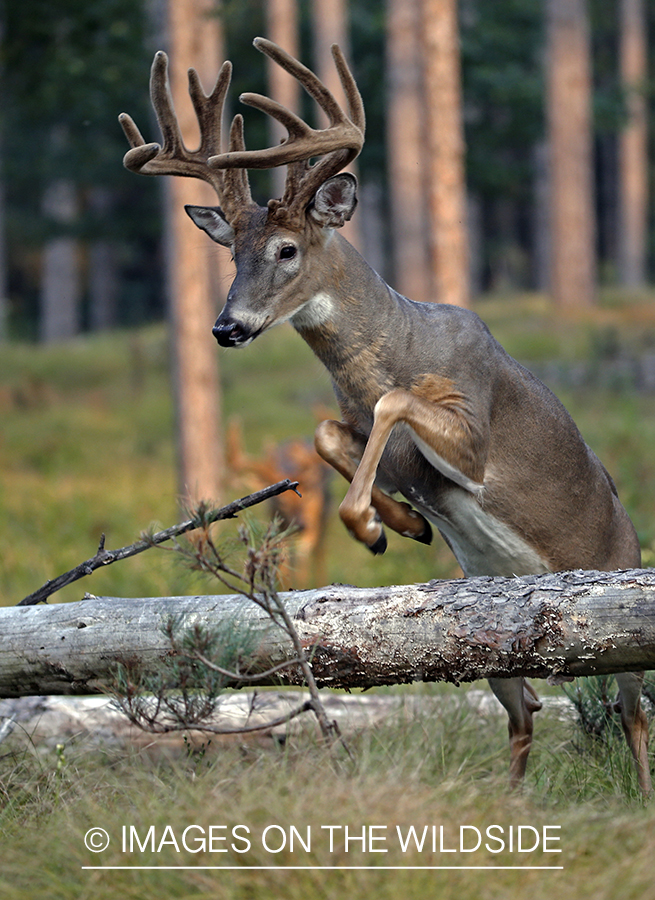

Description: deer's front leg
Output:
[338,385,485,551]
[315,419,432,553]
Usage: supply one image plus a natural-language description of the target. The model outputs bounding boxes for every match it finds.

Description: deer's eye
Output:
[278,245,297,261]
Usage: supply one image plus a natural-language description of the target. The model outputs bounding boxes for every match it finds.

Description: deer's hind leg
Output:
[614,671,652,796]
[314,419,432,554]
[488,676,543,788]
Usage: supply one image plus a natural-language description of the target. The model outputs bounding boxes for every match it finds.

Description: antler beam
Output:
[208,38,364,171]
[119,50,253,214]
[120,39,365,226]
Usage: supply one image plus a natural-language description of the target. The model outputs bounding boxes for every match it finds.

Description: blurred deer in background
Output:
[226,417,331,588]
[120,39,651,792]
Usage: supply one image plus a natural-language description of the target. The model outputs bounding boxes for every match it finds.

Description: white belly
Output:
[416,490,551,578]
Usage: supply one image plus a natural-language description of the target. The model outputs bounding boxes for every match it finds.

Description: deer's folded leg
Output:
[315,419,431,553]
[337,388,483,552]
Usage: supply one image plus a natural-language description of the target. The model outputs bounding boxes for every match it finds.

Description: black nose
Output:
[212,320,247,347]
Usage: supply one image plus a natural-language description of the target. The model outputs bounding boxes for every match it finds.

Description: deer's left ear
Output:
[310,173,358,228]
[185,205,235,246]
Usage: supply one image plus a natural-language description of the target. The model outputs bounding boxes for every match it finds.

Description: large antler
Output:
[120,39,365,227]
[118,50,253,221]
[208,38,365,224]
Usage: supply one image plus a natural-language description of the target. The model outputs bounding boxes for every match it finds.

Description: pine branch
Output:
[17,480,300,607]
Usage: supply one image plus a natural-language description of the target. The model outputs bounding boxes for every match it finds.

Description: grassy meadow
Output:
[3,290,655,898]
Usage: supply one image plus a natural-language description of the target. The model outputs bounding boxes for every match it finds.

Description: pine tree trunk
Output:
[311,0,362,252]
[40,179,81,342]
[618,0,648,288]
[545,0,596,309]
[265,0,300,202]
[421,0,469,308]
[165,0,227,505]
[386,0,431,304]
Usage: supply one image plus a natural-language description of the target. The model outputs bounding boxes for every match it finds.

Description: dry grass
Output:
[1,697,655,899]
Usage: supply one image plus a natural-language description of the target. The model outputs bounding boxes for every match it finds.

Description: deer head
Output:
[119,38,365,348]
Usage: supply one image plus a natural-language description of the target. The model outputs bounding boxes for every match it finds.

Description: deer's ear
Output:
[310,173,358,228]
[185,205,235,246]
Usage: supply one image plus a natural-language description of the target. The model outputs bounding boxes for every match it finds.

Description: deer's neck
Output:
[293,234,411,417]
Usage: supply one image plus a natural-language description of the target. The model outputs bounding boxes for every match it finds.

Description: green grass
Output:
[4,292,655,605]
[0,322,462,608]
[2,291,655,897]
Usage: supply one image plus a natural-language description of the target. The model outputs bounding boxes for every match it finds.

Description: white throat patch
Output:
[291,291,336,329]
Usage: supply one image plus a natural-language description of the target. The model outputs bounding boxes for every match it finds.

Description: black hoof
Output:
[368,530,388,555]
[413,520,433,546]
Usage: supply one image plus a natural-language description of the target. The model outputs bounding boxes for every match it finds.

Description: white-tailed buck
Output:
[120,39,651,792]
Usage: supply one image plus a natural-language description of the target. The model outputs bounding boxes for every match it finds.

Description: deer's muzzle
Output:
[212,318,257,348]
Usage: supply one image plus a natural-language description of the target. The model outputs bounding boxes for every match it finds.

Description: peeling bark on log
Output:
[1,569,655,699]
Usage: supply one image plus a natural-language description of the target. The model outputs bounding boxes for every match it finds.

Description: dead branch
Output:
[17,480,299,607]
[116,694,314,736]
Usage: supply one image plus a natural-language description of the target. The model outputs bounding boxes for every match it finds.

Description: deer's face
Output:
[186,173,358,348]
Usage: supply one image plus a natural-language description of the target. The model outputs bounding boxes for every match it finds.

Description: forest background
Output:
[3,3,655,896]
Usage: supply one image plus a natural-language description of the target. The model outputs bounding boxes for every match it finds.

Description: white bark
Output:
[1,569,654,698]
[88,188,119,331]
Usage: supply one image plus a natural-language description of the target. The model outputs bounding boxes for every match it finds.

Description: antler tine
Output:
[187,60,232,160]
[119,50,231,200]
[207,38,364,176]
[220,113,253,218]
[330,43,366,134]
[118,113,161,169]
[254,37,353,129]
[149,51,184,155]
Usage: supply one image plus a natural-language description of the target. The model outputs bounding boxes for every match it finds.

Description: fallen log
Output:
[1,568,655,699]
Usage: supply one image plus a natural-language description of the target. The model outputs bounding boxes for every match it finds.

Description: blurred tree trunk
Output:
[265,0,300,202]
[40,178,81,342]
[386,0,431,303]
[545,0,596,309]
[0,154,6,341]
[531,141,551,292]
[0,17,6,342]
[88,241,119,331]
[421,0,469,308]
[166,0,226,505]
[88,187,119,332]
[618,0,648,288]
[311,0,362,252]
